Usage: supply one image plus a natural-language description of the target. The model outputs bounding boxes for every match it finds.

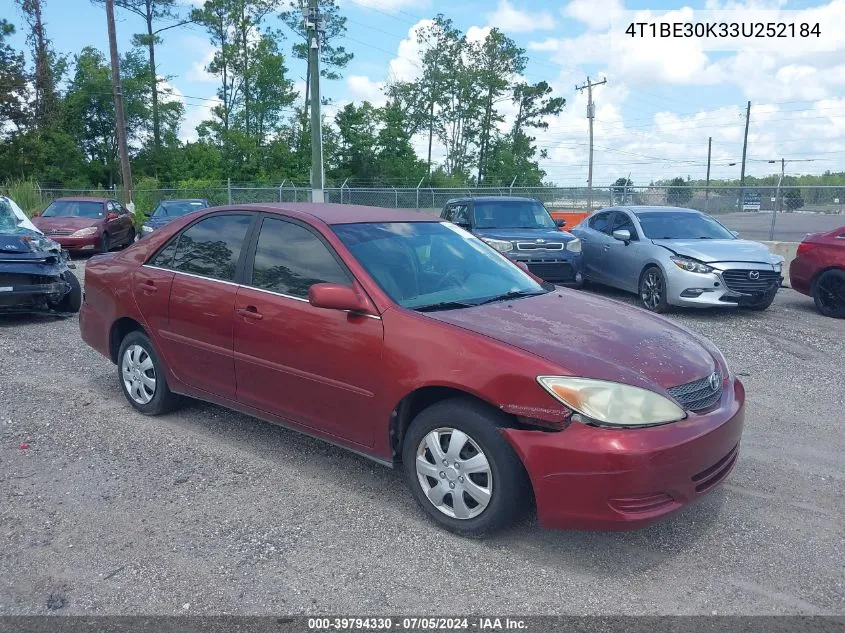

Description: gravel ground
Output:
[0,261,843,616]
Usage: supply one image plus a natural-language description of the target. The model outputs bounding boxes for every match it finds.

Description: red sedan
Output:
[79,203,744,536]
[33,197,135,253]
[789,225,845,318]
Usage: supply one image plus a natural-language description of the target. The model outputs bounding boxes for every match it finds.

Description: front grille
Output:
[516,242,563,251]
[43,229,74,236]
[721,269,780,294]
[668,372,723,412]
[526,262,574,282]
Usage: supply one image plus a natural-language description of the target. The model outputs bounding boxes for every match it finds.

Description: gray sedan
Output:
[570,206,784,312]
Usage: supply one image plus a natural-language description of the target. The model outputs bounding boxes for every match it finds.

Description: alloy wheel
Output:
[415,427,493,520]
[121,344,156,405]
[641,270,663,310]
[817,274,845,313]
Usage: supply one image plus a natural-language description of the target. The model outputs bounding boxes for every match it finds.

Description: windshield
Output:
[41,200,104,219]
[333,222,546,310]
[473,200,556,230]
[153,200,207,218]
[636,211,736,240]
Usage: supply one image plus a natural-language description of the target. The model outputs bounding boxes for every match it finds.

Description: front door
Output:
[155,213,254,400]
[234,216,384,448]
[581,211,615,283]
[604,211,644,292]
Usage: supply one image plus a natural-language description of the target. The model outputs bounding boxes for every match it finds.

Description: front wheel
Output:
[639,266,670,313]
[812,269,845,318]
[747,290,777,311]
[100,232,110,254]
[402,398,530,537]
[124,228,135,247]
[117,331,180,415]
[53,271,81,313]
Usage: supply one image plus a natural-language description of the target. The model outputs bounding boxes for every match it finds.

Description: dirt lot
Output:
[1,262,843,616]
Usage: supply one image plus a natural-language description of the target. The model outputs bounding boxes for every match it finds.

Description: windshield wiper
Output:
[414,300,476,312]
[473,289,546,306]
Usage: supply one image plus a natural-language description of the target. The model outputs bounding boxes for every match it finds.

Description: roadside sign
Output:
[742,192,761,211]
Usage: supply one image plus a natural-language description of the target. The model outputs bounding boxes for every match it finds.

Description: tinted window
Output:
[452,205,470,226]
[441,205,454,221]
[611,212,637,239]
[150,240,178,268]
[249,218,349,298]
[473,200,555,229]
[154,200,208,218]
[589,212,613,234]
[41,200,104,218]
[170,214,252,281]
[635,211,735,240]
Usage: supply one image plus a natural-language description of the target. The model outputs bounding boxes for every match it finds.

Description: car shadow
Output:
[0,312,75,327]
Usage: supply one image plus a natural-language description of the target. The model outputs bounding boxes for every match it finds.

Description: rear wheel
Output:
[402,398,530,537]
[124,227,135,247]
[117,331,180,415]
[812,269,845,318]
[639,266,670,313]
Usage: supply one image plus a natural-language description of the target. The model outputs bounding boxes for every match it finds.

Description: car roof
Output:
[446,196,538,204]
[621,206,701,214]
[222,203,441,226]
[160,198,207,204]
[52,197,109,203]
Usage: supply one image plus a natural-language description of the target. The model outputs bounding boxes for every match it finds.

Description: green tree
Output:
[0,20,29,135]
[332,102,378,183]
[15,0,63,127]
[666,176,692,206]
[784,188,804,211]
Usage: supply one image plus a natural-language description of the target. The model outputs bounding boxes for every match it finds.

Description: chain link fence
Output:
[16,183,845,243]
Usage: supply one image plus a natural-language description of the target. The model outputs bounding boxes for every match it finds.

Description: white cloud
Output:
[388,19,432,83]
[562,0,624,30]
[346,75,386,106]
[466,25,492,43]
[340,0,427,12]
[183,36,217,84]
[487,0,556,32]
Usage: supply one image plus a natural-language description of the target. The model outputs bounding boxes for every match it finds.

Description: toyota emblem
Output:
[536,238,545,244]
[709,372,720,391]
[748,270,760,280]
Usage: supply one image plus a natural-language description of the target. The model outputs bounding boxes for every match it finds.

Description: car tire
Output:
[747,291,777,311]
[401,398,531,537]
[812,269,845,319]
[100,232,110,254]
[53,271,82,313]
[124,228,135,247]
[117,331,180,415]
[639,266,670,313]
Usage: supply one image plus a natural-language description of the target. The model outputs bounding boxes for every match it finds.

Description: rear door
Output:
[156,213,255,400]
[581,211,615,283]
[233,215,384,447]
[604,210,644,292]
[105,201,128,244]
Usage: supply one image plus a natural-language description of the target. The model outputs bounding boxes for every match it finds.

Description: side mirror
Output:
[612,229,631,242]
[555,219,566,228]
[731,230,740,237]
[308,283,376,316]
[106,212,119,220]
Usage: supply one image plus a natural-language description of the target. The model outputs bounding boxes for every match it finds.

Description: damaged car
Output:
[0,196,82,315]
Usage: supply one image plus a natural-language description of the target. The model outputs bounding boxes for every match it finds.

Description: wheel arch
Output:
[108,317,147,363]
[810,265,845,290]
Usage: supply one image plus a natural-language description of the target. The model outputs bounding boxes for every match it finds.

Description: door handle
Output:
[237,306,263,321]
[139,279,157,294]
[603,244,611,251]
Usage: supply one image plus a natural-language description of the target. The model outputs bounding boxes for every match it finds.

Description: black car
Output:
[440,196,584,284]
[139,198,210,238]
[0,197,81,314]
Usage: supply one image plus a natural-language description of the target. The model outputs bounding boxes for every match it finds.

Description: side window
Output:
[171,214,252,282]
[611,212,637,239]
[452,204,470,226]
[589,212,614,235]
[150,240,178,268]
[441,205,454,221]
[249,218,350,298]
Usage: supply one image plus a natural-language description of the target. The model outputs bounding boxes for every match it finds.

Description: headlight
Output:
[70,226,99,237]
[537,376,686,427]
[141,225,154,233]
[670,256,713,274]
[481,237,513,253]
[564,238,581,253]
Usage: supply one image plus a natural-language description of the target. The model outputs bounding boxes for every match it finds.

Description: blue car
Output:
[138,199,210,239]
[440,196,583,284]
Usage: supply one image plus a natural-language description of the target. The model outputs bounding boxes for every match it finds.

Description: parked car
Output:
[33,197,135,254]
[440,196,583,284]
[138,198,210,239]
[570,206,784,313]
[80,203,744,536]
[0,196,81,314]
[789,226,845,318]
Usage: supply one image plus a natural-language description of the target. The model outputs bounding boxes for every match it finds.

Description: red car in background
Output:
[33,197,135,254]
[79,203,744,536]
[789,226,845,318]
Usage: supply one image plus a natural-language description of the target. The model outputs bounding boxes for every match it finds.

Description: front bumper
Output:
[666,266,781,308]
[0,280,70,312]
[507,252,583,284]
[502,378,745,530]
[49,234,101,252]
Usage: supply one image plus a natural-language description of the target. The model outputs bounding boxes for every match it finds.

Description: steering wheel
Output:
[435,270,463,292]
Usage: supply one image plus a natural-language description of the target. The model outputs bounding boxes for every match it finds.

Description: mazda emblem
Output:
[709,372,720,391]
[748,270,760,280]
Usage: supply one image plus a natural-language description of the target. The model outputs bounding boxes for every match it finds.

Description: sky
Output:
[2,0,844,186]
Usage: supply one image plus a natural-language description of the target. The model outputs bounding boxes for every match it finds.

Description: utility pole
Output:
[738,100,751,209]
[705,136,712,211]
[306,0,324,203]
[105,0,133,206]
[575,76,607,211]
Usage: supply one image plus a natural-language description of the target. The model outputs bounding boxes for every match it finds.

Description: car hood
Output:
[422,290,717,391]
[34,216,100,231]
[473,228,575,242]
[652,239,777,265]
[0,232,65,265]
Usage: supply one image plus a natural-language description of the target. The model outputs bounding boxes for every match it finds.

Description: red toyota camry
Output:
[79,203,744,536]
[789,225,845,318]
